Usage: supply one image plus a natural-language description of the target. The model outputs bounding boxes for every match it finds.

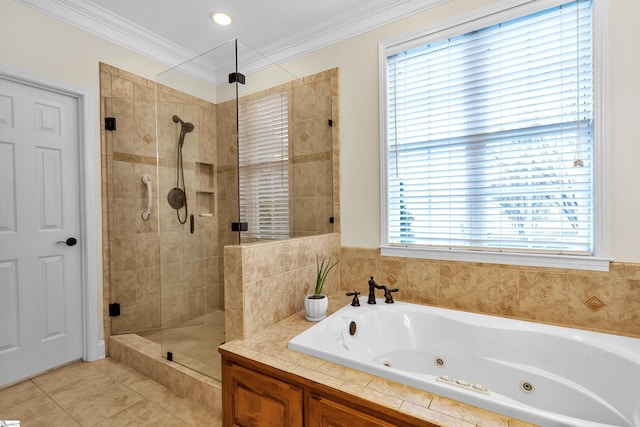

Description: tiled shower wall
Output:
[216,68,339,242]
[290,70,336,237]
[100,63,222,338]
[341,247,640,338]
[101,64,160,339]
[102,64,340,343]
[224,233,341,340]
[221,69,341,341]
[156,79,221,328]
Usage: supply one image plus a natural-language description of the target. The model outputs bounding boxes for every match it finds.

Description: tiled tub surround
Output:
[340,247,640,338]
[220,297,537,427]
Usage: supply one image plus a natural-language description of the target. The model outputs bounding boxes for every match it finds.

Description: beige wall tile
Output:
[440,263,478,311]
[477,266,519,317]
[111,76,134,99]
[519,270,567,324]
[227,233,340,339]
[406,259,440,305]
[339,248,639,337]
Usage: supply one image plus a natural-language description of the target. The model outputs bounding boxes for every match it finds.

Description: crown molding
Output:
[15,0,217,83]
[16,0,449,83]
[255,0,451,64]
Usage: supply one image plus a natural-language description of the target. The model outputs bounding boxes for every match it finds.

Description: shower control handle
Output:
[56,237,77,246]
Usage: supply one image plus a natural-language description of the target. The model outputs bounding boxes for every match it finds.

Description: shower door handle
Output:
[140,174,152,220]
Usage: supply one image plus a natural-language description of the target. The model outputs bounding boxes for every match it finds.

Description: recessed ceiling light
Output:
[211,12,232,26]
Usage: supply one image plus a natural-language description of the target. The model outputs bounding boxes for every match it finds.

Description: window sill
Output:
[380,246,611,272]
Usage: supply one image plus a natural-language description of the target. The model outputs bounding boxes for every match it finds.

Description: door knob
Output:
[56,237,77,246]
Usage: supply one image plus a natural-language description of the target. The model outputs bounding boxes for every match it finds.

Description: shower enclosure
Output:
[104,39,334,381]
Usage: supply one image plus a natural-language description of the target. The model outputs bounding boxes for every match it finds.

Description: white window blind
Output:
[386,0,593,254]
[238,91,290,240]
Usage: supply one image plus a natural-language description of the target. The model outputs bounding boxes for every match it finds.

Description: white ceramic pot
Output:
[304,294,328,321]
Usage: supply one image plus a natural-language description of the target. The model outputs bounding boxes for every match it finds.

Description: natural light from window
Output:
[381,0,608,270]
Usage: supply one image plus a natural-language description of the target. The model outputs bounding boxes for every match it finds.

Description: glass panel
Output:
[236,40,334,243]
[156,40,236,380]
[101,65,162,345]
[153,38,335,380]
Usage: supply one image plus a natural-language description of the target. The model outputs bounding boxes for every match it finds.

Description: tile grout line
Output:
[29,377,85,427]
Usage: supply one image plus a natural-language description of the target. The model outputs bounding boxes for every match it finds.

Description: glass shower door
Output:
[156,40,237,380]
[154,38,334,380]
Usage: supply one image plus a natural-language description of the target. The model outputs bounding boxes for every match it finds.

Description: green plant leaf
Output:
[315,255,339,295]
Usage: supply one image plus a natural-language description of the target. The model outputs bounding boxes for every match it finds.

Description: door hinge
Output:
[231,222,248,232]
[228,72,246,84]
[105,117,116,131]
[108,302,120,317]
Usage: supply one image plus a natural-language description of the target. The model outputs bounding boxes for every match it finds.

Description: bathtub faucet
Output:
[367,277,399,304]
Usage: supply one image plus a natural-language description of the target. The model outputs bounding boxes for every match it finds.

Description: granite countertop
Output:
[219,295,538,427]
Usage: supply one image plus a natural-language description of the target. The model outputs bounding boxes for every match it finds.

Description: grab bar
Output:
[140,174,152,220]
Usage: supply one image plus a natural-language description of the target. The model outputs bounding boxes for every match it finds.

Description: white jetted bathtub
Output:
[288,300,640,427]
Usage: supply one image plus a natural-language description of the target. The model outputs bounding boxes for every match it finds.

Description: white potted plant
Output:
[304,255,339,321]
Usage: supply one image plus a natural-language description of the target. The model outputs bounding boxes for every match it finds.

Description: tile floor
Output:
[0,358,222,426]
[139,310,225,380]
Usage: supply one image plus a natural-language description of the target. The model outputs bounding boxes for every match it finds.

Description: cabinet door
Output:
[224,362,303,427]
[307,394,398,427]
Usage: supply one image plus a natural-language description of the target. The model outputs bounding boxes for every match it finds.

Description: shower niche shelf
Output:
[196,191,215,217]
[195,162,215,217]
[196,162,215,191]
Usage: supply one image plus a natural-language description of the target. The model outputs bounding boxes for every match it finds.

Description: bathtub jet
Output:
[288,300,640,427]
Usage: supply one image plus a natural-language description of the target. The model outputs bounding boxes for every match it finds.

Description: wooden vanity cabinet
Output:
[223,361,303,426]
[307,393,398,427]
[221,352,439,427]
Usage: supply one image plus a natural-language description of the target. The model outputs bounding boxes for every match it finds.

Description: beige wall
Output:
[4,0,640,343]
[278,0,640,264]
[1,0,173,341]
[10,0,640,261]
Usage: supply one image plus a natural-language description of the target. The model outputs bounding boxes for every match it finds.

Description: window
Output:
[381,0,608,270]
[238,91,290,240]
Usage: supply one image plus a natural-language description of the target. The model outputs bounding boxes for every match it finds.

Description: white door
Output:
[0,77,83,386]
